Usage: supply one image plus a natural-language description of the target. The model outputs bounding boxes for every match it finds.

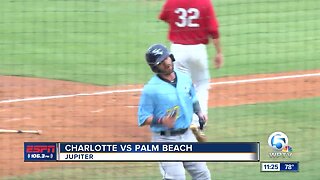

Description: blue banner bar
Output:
[280,162,299,172]
[59,142,259,153]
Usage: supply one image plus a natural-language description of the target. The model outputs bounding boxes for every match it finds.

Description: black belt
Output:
[160,128,188,136]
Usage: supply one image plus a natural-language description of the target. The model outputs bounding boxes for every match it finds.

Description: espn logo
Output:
[26,145,55,153]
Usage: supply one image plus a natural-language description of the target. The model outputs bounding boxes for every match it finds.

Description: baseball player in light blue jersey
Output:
[138,44,211,180]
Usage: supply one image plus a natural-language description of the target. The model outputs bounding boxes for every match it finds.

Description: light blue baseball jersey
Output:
[138,70,197,133]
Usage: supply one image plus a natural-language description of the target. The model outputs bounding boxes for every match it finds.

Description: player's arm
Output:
[141,114,176,128]
[190,84,207,123]
[193,100,207,129]
[207,0,224,69]
[213,38,223,69]
[140,116,153,126]
[213,38,222,55]
[193,100,202,116]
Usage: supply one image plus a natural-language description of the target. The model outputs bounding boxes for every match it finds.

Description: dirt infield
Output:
[1,70,320,177]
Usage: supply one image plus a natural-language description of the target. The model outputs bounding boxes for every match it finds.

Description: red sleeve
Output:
[207,0,220,39]
[159,0,170,22]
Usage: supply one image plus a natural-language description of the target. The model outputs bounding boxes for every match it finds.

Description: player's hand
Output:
[214,52,224,69]
[196,112,208,130]
[161,110,177,128]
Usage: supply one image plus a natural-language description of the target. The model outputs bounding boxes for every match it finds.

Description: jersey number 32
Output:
[174,8,200,28]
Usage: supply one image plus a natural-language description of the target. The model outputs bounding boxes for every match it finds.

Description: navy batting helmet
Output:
[145,44,175,73]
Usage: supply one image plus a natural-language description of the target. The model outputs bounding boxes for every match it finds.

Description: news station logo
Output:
[268,132,293,158]
[24,142,57,161]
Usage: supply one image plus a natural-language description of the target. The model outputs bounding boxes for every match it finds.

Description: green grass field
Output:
[4,97,320,180]
[0,0,319,85]
[1,0,319,179]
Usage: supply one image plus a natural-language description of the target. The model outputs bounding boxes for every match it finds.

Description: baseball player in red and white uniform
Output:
[159,0,223,130]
